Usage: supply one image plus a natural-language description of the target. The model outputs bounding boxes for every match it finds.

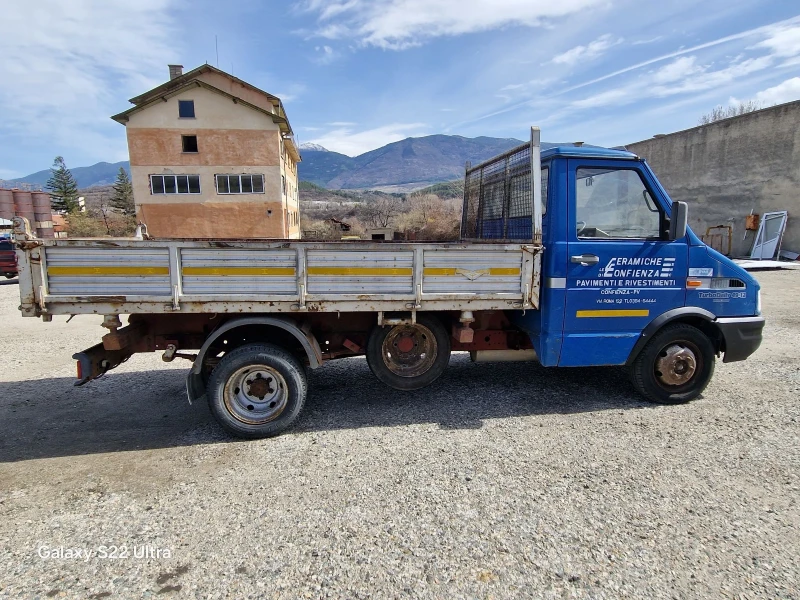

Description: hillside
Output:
[8,161,129,189]
[299,134,524,190]
[8,134,562,190]
[297,150,356,188]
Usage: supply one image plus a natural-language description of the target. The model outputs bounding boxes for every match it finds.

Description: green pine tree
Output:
[110,167,135,216]
[46,156,79,213]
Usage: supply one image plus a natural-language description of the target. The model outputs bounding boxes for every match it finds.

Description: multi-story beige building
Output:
[112,64,301,239]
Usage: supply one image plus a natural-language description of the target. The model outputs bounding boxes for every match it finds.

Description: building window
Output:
[150,174,201,195]
[282,175,286,196]
[216,174,265,194]
[182,135,198,153]
[178,100,195,118]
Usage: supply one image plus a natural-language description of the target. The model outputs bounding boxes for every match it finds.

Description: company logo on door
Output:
[600,257,675,278]
[576,256,677,289]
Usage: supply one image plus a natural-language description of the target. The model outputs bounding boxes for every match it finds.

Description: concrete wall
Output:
[125,84,300,239]
[627,100,800,257]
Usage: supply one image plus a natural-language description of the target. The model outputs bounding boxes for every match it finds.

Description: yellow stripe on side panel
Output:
[576,309,650,318]
[183,267,296,276]
[423,267,521,276]
[307,267,413,276]
[48,266,170,276]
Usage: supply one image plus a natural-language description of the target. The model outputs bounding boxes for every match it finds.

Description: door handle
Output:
[571,254,599,266]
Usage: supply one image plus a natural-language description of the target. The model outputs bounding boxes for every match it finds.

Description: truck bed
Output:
[14,228,542,318]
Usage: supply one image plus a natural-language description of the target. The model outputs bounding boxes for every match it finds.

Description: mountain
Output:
[298,149,357,188]
[298,134,525,190]
[9,161,130,189]
[298,142,330,152]
[8,134,558,191]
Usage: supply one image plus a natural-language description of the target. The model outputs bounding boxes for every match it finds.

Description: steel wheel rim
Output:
[382,323,437,377]
[654,341,701,391]
[223,365,288,424]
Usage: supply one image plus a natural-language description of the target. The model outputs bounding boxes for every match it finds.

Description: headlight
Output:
[756,290,762,316]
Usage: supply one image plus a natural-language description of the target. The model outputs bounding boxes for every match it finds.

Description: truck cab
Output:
[515,145,763,401]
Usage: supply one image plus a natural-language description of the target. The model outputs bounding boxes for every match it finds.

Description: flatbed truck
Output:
[13,128,765,438]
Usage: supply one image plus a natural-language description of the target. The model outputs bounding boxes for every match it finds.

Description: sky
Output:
[2,0,800,179]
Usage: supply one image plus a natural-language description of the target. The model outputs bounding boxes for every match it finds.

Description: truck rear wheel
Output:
[207,343,307,438]
[630,324,715,405]
[366,315,450,391]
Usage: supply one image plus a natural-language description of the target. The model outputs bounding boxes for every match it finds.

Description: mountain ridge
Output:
[6,161,130,189]
[7,134,543,191]
[299,134,526,189]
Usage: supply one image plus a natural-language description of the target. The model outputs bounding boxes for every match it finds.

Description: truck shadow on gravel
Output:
[0,354,653,462]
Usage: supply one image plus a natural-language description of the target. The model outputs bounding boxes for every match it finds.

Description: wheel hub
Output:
[655,344,697,386]
[382,323,437,378]
[246,372,274,400]
[396,335,415,353]
[224,366,287,424]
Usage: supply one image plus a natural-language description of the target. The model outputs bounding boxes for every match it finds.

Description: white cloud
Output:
[301,0,607,49]
[632,36,663,46]
[551,34,622,66]
[313,44,338,64]
[308,123,429,156]
[572,55,775,109]
[649,56,702,84]
[272,81,307,104]
[559,15,800,99]
[462,15,800,128]
[749,77,800,106]
[651,56,773,97]
[754,24,800,58]
[0,0,179,164]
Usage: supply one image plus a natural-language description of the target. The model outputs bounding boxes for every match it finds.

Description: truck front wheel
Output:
[630,324,715,404]
[207,343,307,438]
[366,315,450,391]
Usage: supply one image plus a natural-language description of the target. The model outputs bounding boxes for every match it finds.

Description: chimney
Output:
[168,64,184,80]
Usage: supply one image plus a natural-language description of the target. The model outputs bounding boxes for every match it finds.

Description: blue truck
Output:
[13,127,764,438]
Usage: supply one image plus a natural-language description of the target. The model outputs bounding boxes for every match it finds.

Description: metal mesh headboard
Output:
[461,141,535,241]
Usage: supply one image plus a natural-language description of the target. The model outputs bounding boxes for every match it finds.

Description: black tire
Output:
[207,343,307,439]
[366,315,450,391]
[630,324,715,405]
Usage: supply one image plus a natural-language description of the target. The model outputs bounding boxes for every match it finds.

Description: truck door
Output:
[560,159,688,366]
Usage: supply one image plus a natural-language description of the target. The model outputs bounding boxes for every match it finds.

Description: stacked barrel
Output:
[32,192,54,238]
[0,188,55,238]
[0,189,14,223]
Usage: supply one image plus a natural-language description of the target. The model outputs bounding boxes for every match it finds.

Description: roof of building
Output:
[128,64,281,107]
[111,64,300,162]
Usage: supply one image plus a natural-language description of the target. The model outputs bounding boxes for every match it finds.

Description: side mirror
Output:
[669,201,688,240]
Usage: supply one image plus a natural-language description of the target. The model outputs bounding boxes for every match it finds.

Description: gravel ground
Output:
[0,270,798,599]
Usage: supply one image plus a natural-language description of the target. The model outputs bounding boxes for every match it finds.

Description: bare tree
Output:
[409,194,439,224]
[699,100,765,125]
[362,197,402,228]
[96,194,113,235]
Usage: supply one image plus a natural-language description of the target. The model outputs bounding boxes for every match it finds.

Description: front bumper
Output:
[716,316,765,363]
